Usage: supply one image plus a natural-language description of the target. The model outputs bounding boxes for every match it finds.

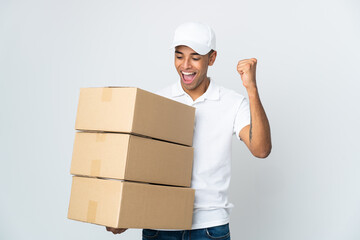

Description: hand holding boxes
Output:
[68,87,196,230]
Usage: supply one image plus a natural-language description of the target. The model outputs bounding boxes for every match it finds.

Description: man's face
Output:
[174,45,216,91]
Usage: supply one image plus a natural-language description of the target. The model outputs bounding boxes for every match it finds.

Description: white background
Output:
[1,0,359,239]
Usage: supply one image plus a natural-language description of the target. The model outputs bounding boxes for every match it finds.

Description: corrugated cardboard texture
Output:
[71,132,129,180]
[132,88,195,146]
[67,176,123,228]
[126,134,193,187]
[118,181,194,229]
[74,87,195,146]
[70,132,193,187]
[75,88,137,133]
[68,177,195,229]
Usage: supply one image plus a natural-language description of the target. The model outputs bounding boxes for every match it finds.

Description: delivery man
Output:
[106,22,272,240]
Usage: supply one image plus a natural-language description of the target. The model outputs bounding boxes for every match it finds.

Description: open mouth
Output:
[181,71,196,84]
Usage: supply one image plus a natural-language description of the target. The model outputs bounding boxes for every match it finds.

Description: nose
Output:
[182,58,192,69]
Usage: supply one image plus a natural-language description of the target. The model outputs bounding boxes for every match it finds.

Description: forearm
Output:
[247,87,272,158]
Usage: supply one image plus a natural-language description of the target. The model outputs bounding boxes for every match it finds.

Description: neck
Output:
[182,77,210,101]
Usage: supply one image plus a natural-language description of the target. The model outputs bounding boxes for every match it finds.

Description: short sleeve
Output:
[233,97,251,141]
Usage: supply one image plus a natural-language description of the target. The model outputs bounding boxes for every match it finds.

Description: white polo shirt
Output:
[155,79,250,230]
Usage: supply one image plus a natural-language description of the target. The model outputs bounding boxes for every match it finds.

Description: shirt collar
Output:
[171,78,220,101]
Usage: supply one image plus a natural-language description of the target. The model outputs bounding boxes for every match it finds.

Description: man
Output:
[107,22,271,239]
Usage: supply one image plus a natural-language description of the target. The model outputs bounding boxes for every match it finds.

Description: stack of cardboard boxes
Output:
[67,87,196,229]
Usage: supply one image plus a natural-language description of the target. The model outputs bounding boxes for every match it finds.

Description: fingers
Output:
[105,227,128,234]
[237,58,257,73]
[237,58,257,64]
[237,58,257,68]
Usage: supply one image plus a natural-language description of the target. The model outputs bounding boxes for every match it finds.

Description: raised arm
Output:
[237,58,272,158]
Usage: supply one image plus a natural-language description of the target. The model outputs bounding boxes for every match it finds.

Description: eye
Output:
[176,56,183,59]
[192,58,200,61]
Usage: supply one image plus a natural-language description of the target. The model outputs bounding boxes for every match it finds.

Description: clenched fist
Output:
[237,58,257,90]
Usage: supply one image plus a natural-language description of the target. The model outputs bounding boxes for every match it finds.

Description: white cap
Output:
[170,22,216,55]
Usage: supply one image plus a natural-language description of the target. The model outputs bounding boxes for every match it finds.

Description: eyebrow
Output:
[175,51,200,56]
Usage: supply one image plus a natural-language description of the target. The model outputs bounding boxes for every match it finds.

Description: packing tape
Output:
[87,200,98,223]
[96,133,106,142]
[101,88,112,102]
[90,159,101,176]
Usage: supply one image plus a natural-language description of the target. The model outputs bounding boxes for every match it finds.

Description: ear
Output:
[208,51,217,66]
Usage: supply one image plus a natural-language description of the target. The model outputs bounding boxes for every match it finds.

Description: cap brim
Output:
[169,40,211,55]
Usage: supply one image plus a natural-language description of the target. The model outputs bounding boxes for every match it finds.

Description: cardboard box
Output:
[68,176,195,229]
[71,132,193,187]
[75,87,195,146]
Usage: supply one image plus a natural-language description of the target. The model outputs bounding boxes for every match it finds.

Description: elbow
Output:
[255,149,271,158]
[252,143,272,159]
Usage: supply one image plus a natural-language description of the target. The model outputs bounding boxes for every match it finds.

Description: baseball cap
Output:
[170,22,216,55]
